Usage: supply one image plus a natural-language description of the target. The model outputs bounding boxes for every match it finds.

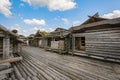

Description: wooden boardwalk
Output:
[12,46,120,80]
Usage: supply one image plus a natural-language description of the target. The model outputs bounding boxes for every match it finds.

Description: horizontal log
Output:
[0,52,3,54]
[85,51,120,59]
[86,41,120,44]
[0,57,23,64]
[73,30,120,37]
[86,46,120,50]
[86,37,120,39]
[86,44,120,47]
[0,34,4,37]
[74,50,86,53]
[0,63,11,70]
[86,47,120,51]
[13,65,25,80]
[86,38,120,42]
[86,37,120,40]
[0,68,13,75]
[86,48,120,53]
[87,29,120,33]
[0,31,4,34]
[74,49,120,57]
[0,75,7,80]
[86,34,120,37]
[86,43,120,46]
[85,28,120,33]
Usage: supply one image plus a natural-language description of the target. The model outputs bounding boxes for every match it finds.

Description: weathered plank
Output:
[0,63,11,71]
[13,65,25,80]
[0,68,13,75]
[0,57,23,64]
[3,38,10,59]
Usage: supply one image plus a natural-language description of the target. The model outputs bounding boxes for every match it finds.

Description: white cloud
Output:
[61,18,69,24]
[10,24,21,31]
[33,27,54,33]
[22,0,76,11]
[0,0,12,17]
[73,20,81,26]
[20,3,25,7]
[24,18,46,26]
[10,24,29,36]
[10,24,54,36]
[102,10,120,19]
[33,27,39,31]
[48,0,76,11]
[48,28,54,32]
[18,14,23,19]
[54,17,58,20]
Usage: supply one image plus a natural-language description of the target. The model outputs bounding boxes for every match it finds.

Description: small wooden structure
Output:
[19,35,27,46]
[45,28,70,53]
[0,25,23,58]
[0,25,23,79]
[28,30,45,48]
[27,34,34,46]
[70,13,120,62]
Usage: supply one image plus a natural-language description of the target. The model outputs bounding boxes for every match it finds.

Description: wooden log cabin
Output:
[70,13,120,62]
[19,35,27,46]
[45,28,70,54]
[0,25,23,63]
[27,34,34,46]
[30,30,45,47]
[0,25,23,79]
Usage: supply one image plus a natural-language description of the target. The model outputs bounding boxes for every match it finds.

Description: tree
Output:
[12,29,18,34]
[41,31,50,36]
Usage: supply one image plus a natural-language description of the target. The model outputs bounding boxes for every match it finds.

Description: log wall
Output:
[41,39,47,48]
[73,27,120,60]
[0,38,3,54]
[3,38,10,59]
[10,40,13,54]
[0,30,4,55]
[0,30,5,37]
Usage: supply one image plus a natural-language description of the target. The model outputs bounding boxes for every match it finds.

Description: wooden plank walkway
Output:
[12,46,120,80]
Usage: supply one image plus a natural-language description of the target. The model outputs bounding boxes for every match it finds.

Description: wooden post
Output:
[72,36,75,55]
[13,41,18,54]
[67,38,70,53]
[65,38,68,52]
[13,40,15,54]
[3,37,10,59]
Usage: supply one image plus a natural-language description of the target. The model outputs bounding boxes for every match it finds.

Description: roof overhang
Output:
[71,17,120,32]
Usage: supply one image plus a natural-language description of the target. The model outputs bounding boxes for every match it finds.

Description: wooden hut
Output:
[45,28,70,54]
[0,25,23,79]
[0,25,23,63]
[0,25,23,59]
[70,13,120,62]
[19,35,27,46]
[30,30,45,47]
[27,34,34,46]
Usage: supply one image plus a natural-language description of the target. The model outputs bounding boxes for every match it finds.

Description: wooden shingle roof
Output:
[69,12,120,33]
[71,17,120,32]
[0,25,24,43]
[0,25,18,37]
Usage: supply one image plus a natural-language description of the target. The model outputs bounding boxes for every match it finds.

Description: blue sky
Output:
[0,0,120,36]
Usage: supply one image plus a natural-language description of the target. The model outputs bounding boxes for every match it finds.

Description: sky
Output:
[0,0,120,36]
